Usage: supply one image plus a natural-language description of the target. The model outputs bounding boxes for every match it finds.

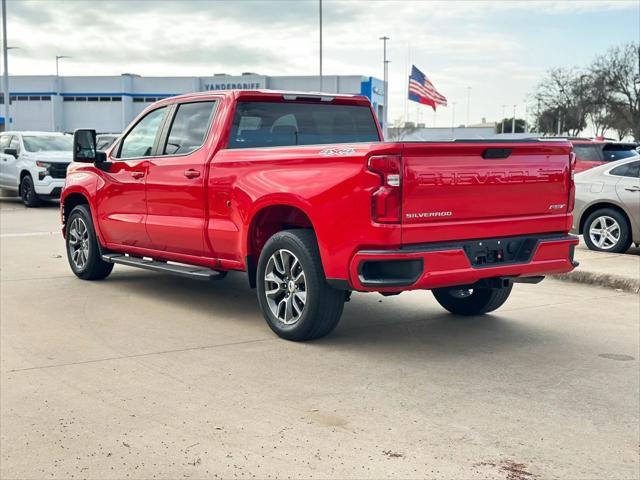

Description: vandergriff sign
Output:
[202,75,266,91]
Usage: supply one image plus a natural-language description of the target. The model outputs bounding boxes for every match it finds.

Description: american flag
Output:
[408,65,447,110]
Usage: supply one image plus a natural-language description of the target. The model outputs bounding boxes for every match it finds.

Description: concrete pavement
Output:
[553,244,640,293]
[1,197,639,479]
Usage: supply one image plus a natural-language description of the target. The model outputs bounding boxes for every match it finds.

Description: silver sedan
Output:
[572,156,640,253]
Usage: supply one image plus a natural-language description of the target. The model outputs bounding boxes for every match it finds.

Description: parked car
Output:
[96,133,120,151]
[0,131,73,206]
[571,139,638,173]
[572,157,640,253]
[61,90,579,341]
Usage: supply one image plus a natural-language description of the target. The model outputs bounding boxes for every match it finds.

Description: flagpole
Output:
[404,43,410,125]
[379,36,390,139]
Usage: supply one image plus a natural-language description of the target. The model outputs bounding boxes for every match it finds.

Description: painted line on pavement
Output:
[0,231,60,238]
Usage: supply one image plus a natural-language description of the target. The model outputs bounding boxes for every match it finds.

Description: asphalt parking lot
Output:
[1,197,638,480]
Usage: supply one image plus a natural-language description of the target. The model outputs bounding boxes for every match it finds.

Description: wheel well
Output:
[246,205,314,288]
[19,170,31,181]
[579,202,630,234]
[62,193,90,227]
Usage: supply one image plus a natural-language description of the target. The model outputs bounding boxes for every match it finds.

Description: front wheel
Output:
[257,229,345,341]
[432,284,513,316]
[20,175,41,207]
[65,205,114,280]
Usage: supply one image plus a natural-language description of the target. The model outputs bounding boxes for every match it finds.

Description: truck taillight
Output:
[568,151,576,213]
[367,155,402,223]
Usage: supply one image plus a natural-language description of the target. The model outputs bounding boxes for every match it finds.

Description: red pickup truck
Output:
[62,90,578,341]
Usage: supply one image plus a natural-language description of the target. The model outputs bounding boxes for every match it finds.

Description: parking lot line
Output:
[0,231,59,238]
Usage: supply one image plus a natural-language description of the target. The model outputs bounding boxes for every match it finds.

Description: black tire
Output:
[432,284,513,316]
[65,204,114,280]
[582,208,632,253]
[20,175,41,207]
[256,229,344,341]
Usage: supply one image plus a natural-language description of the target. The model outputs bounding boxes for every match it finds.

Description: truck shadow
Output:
[104,268,555,357]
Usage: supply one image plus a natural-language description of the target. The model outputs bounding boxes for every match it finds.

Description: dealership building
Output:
[0,73,385,133]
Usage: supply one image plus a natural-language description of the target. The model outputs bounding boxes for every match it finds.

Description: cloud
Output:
[5,0,639,124]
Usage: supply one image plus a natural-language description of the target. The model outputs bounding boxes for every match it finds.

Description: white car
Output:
[0,131,73,207]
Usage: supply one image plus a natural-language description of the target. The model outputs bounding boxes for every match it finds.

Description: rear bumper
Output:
[347,233,579,292]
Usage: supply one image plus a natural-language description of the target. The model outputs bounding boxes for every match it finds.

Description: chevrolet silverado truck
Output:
[0,131,72,206]
[62,90,579,341]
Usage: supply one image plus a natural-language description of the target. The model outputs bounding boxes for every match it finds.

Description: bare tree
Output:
[590,43,640,141]
[534,68,590,136]
[387,122,417,141]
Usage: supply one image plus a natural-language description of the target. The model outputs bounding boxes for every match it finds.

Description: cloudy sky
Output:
[4,0,639,127]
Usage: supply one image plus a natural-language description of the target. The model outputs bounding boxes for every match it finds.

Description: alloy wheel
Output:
[21,180,32,203]
[589,215,621,250]
[264,249,307,325]
[68,217,90,270]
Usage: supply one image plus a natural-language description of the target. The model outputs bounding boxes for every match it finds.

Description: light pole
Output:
[451,101,457,135]
[466,86,471,126]
[379,36,390,139]
[55,55,70,78]
[501,104,506,134]
[318,0,322,91]
[2,0,10,131]
[512,104,516,133]
[1,45,17,132]
[557,87,565,136]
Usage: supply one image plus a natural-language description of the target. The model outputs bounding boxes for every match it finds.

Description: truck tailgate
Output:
[401,141,573,244]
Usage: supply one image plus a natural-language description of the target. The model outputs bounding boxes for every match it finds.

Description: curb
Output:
[551,270,640,294]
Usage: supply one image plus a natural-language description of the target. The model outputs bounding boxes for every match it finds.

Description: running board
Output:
[101,254,227,281]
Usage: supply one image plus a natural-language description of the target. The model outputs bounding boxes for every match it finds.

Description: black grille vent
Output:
[49,163,69,179]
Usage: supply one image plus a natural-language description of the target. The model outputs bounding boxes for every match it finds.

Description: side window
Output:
[610,161,640,178]
[0,135,11,151]
[163,101,217,155]
[572,145,601,162]
[117,107,167,159]
[9,136,20,154]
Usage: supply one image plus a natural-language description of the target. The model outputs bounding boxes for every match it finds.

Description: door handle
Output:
[625,186,640,192]
[131,171,145,179]
[184,169,201,179]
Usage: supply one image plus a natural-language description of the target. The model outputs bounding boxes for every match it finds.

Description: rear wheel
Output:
[583,208,632,253]
[20,175,41,207]
[65,205,113,280]
[257,229,344,341]
[432,284,513,316]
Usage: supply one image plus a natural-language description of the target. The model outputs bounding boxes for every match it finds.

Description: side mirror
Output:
[73,129,106,163]
[4,148,18,158]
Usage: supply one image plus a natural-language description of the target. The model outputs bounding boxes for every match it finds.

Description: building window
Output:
[111,96,122,102]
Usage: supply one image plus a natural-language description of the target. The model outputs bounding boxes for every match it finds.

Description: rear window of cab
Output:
[227,101,380,149]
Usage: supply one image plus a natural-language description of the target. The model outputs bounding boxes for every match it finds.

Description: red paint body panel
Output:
[61,90,578,292]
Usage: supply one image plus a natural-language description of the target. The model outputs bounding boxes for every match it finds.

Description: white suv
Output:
[0,131,73,207]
